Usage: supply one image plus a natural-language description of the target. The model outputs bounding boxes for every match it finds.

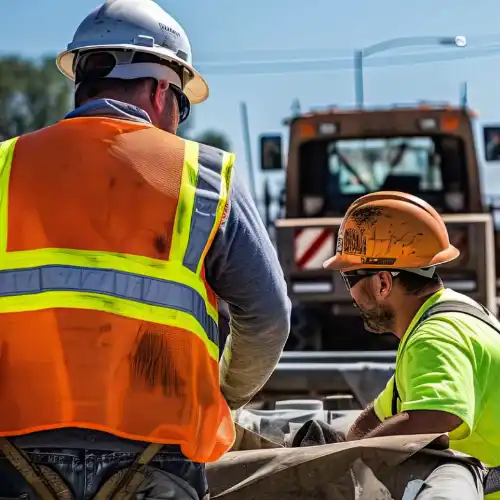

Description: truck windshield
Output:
[299,135,467,216]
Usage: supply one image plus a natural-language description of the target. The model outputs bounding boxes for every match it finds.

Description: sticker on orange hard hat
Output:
[361,257,396,266]
[350,206,382,228]
[343,228,367,255]
[336,235,343,253]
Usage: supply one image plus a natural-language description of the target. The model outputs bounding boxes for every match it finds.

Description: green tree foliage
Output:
[178,106,232,151]
[0,55,72,140]
[196,129,231,151]
[0,54,232,153]
[177,107,195,139]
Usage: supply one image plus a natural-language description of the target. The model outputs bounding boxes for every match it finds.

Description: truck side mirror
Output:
[483,126,500,162]
[260,134,283,171]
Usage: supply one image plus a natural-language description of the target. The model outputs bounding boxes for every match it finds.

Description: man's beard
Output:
[354,300,394,334]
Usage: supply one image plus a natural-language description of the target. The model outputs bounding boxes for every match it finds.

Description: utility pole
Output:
[354,50,364,108]
[239,102,258,202]
[291,98,302,117]
[460,81,468,108]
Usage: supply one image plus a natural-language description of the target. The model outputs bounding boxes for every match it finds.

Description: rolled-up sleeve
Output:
[205,169,291,409]
[373,375,396,422]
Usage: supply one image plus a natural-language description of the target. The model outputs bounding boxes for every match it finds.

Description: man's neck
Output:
[392,286,443,339]
[66,98,153,124]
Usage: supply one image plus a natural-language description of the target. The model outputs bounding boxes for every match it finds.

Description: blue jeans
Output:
[0,430,208,500]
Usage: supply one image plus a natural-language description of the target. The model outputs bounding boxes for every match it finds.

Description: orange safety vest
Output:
[0,116,235,463]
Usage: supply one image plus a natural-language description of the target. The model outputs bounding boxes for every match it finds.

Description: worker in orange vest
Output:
[0,1,291,498]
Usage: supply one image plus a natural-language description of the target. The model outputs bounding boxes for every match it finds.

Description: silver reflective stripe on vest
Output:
[0,265,218,344]
[183,144,224,273]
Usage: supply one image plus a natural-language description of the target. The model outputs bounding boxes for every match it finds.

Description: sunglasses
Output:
[341,270,400,290]
[74,50,191,123]
[165,84,191,124]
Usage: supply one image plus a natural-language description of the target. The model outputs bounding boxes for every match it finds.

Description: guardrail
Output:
[257,350,396,409]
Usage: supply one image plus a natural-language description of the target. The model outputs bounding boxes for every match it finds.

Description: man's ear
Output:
[151,80,168,112]
[373,271,393,300]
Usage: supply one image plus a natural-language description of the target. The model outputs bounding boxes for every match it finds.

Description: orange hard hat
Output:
[324,191,459,272]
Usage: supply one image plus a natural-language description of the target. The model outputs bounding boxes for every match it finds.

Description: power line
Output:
[197,45,500,76]
[196,47,354,62]
[195,33,500,63]
[199,44,500,68]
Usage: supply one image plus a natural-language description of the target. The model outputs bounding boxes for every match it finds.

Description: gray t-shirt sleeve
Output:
[205,169,291,410]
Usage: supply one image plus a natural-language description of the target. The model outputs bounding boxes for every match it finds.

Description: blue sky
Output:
[3,0,500,197]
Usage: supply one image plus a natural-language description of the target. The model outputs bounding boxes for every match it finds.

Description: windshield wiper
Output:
[388,143,408,170]
[332,147,371,192]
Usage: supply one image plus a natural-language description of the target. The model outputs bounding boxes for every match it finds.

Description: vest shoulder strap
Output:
[391,299,500,416]
[418,301,500,334]
[169,138,234,277]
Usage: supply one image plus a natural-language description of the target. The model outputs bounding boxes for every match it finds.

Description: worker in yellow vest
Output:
[325,191,500,499]
[0,1,290,498]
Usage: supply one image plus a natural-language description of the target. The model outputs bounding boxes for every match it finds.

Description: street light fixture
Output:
[354,35,467,107]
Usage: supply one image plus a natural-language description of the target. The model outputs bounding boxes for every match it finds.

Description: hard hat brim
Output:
[323,244,461,272]
[56,44,209,104]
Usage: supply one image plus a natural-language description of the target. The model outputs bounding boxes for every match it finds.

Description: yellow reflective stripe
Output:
[0,138,19,253]
[170,140,199,262]
[184,144,224,273]
[0,291,218,360]
[196,151,235,275]
[0,248,219,324]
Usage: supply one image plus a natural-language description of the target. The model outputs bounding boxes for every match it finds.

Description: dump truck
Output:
[256,103,498,407]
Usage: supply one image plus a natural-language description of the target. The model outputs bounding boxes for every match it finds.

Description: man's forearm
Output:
[219,309,290,410]
[364,412,411,439]
[364,410,462,440]
[205,171,291,410]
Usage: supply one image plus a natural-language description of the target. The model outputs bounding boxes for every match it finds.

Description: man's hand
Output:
[346,403,381,441]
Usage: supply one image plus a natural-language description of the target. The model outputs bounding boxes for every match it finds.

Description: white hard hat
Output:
[56,0,208,104]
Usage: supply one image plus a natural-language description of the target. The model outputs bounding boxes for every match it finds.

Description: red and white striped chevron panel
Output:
[294,228,335,270]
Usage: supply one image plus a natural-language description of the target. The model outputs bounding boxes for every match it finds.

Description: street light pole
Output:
[354,35,467,108]
[354,50,364,108]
